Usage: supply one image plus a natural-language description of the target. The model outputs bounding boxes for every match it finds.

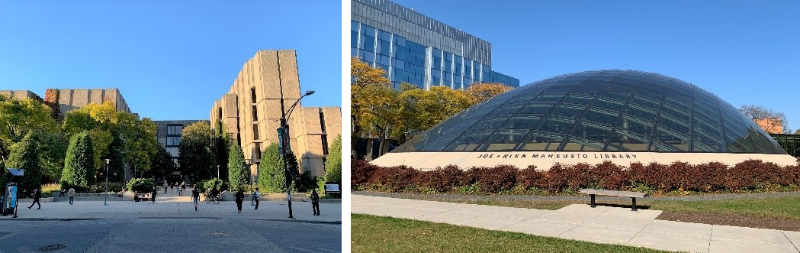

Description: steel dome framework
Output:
[394,70,785,154]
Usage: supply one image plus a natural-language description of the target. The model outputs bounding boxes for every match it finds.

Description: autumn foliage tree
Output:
[396,85,471,142]
[465,83,513,105]
[350,58,516,157]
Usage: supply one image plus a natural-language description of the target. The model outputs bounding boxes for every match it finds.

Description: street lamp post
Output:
[217,165,220,179]
[104,159,110,206]
[278,88,315,219]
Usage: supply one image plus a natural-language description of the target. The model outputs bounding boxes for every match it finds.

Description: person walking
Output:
[191,185,200,211]
[27,188,41,210]
[252,188,261,210]
[151,187,157,203]
[59,188,65,197]
[163,182,168,194]
[68,187,75,205]
[170,183,174,193]
[311,189,320,216]
[177,183,183,196]
[235,188,244,213]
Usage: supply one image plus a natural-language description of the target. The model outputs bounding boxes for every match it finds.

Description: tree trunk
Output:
[365,139,374,161]
[378,138,390,157]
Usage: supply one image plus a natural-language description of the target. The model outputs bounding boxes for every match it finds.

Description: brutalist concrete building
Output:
[210,50,341,179]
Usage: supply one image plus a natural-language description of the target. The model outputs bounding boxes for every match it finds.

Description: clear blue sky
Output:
[395,0,800,131]
[0,0,341,121]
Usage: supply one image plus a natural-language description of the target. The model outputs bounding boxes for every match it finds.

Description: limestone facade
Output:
[371,151,800,170]
[0,90,42,101]
[210,50,341,179]
[44,88,133,120]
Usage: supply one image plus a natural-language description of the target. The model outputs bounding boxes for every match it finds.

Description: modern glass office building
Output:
[351,0,519,90]
[372,70,797,170]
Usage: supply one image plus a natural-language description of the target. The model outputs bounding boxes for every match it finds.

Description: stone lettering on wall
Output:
[476,153,638,160]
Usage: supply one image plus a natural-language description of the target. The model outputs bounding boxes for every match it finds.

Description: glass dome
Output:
[394,70,786,154]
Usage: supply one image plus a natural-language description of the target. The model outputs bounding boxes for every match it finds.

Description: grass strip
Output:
[352,214,673,253]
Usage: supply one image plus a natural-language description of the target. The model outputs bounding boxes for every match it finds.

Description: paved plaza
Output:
[353,194,800,253]
[0,190,342,253]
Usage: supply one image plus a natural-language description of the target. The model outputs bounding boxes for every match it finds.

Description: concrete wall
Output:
[371,151,800,171]
[47,88,133,120]
[0,90,42,101]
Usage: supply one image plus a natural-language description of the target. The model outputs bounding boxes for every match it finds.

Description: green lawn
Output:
[352,214,673,253]
[650,196,800,220]
[438,196,800,220]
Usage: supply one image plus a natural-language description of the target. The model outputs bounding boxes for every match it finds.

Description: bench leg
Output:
[631,197,637,211]
[590,194,596,208]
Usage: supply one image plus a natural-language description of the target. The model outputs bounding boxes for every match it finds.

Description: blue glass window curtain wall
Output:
[394,70,786,154]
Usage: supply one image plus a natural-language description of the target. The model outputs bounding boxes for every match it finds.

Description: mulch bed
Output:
[657,212,800,232]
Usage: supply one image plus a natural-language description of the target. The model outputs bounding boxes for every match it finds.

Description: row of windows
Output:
[352,21,519,89]
[394,70,785,154]
[167,125,183,136]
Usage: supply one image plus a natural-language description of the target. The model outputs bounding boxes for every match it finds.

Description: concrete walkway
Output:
[5,188,341,223]
[352,194,800,253]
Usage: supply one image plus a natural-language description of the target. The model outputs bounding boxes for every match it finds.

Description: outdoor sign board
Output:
[3,182,17,216]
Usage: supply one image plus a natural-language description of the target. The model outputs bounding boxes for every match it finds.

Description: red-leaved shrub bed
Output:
[351,160,800,195]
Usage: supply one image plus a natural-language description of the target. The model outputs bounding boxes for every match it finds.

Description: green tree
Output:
[105,134,126,182]
[61,131,95,188]
[33,130,67,182]
[0,97,59,161]
[214,120,229,182]
[258,143,299,193]
[227,144,249,190]
[0,159,7,190]
[182,121,213,147]
[7,132,42,192]
[151,145,175,180]
[122,117,157,177]
[324,135,342,184]
[179,121,215,181]
[62,101,157,180]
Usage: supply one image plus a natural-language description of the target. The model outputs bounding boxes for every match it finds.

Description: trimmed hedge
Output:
[126,178,155,193]
[352,159,800,195]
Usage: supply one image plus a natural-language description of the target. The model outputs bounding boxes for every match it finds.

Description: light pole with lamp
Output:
[278,89,314,219]
[217,165,220,179]
[104,159,110,206]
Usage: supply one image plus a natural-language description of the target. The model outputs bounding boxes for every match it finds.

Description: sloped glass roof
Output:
[393,70,786,154]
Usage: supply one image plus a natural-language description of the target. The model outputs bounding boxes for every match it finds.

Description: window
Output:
[322,135,329,155]
[251,87,257,103]
[253,143,261,160]
[166,147,179,158]
[167,125,183,136]
[167,137,181,146]
[252,124,260,140]
[252,106,258,121]
[319,110,326,133]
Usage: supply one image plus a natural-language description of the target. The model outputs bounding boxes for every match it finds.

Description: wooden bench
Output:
[579,189,647,211]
